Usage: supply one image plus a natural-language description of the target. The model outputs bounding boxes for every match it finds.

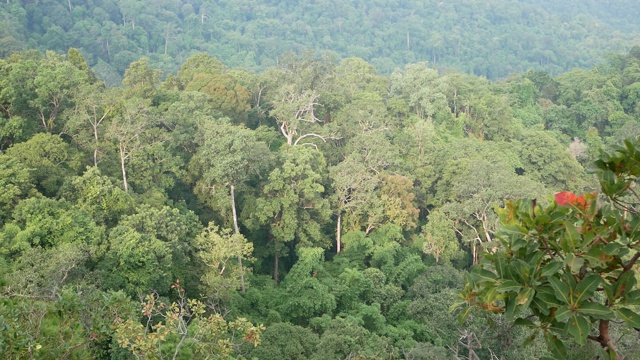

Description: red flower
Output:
[555,191,586,209]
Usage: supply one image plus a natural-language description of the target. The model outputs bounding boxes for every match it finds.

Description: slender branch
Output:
[622,252,640,272]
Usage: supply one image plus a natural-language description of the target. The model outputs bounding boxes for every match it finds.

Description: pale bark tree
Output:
[107,98,150,192]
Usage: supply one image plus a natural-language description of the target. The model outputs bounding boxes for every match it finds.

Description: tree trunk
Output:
[164,36,168,55]
[119,145,128,192]
[472,241,478,265]
[273,251,279,284]
[336,213,342,253]
[92,123,99,167]
[230,184,245,293]
[595,320,619,359]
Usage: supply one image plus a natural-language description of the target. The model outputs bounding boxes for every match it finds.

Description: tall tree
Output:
[106,97,150,192]
[190,121,273,292]
[66,87,120,167]
[194,224,254,310]
[31,51,89,133]
[254,146,331,281]
[330,157,378,253]
[5,132,80,196]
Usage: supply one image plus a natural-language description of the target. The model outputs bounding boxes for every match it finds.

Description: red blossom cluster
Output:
[554,191,587,209]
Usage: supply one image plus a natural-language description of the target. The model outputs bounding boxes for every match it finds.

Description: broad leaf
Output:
[624,289,640,305]
[535,288,564,307]
[522,333,537,347]
[583,246,610,268]
[544,332,566,359]
[495,257,507,278]
[514,318,536,327]
[577,302,614,320]
[505,294,517,320]
[549,277,571,305]
[563,223,581,251]
[615,307,640,328]
[629,217,640,241]
[530,297,551,316]
[554,305,573,322]
[517,287,535,307]
[496,280,522,293]
[470,268,498,284]
[567,313,589,346]
[501,224,526,237]
[456,305,473,323]
[614,271,636,300]
[574,274,601,305]
[539,261,563,278]
[564,252,584,275]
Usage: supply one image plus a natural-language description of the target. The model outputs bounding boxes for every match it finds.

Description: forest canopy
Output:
[1,45,640,358]
[1,0,640,83]
[2,1,640,358]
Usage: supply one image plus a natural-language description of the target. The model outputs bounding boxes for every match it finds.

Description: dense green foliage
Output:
[460,139,640,359]
[1,0,640,83]
[2,43,640,358]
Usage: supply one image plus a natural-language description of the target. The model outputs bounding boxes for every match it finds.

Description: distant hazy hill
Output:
[1,0,638,82]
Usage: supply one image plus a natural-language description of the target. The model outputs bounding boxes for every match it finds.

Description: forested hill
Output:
[2,45,640,357]
[2,0,639,84]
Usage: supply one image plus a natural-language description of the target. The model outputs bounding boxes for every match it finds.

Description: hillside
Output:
[1,0,639,84]
[1,45,640,357]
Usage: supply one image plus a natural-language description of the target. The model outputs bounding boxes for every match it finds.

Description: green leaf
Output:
[567,313,589,346]
[564,223,581,251]
[615,307,640,328]
[624,289,640,305]
[564,252,584,275]
[512,238,528,251]
[511,259,532,283]
[597,346,618,360]
[604,242,628,258]
[514,318,536,327]
[496,280,522,293]
[517,287,535,307]
[554,305,573,322]
[527,250,545,269]
[574,274,601,305]
[495,257,507,278]
[549,277,571,305]
[580,230,595,249]
[535,287,564,307]
[522,333,537,347]
[614,271,636,300]
[470,268,497,284]
[603,281,615,304]
[531,297,551,316]
[548,320,567,335]
[539,261,563,278]
[577,302,614,320]
[505,294,517,320]
[628,217,640,240]
[501,224,526,237]
[544,332,566,359]
[484,286,498,304]
[456,305,473,323]
[583,246,611,268]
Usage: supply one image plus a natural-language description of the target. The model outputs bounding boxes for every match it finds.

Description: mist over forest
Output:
[1,1,640,359]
